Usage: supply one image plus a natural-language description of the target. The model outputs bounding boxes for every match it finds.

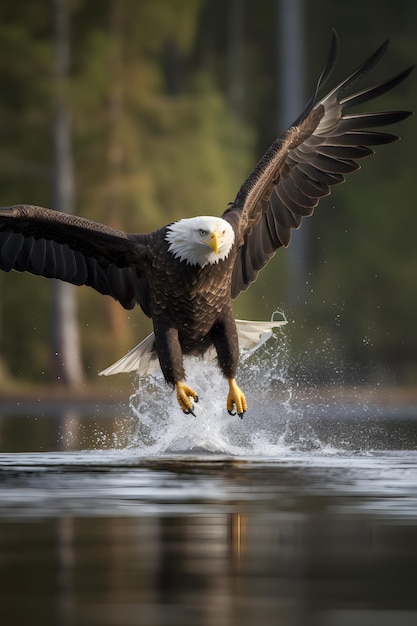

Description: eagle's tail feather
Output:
[98,318,286,377]
[98,331,157,377]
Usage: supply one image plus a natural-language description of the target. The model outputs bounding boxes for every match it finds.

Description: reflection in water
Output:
[56,409,80,450]
[0,453,417,625]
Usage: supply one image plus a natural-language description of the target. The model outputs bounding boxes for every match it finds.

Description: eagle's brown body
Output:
[0,32,413,416]
[144,230,238,385]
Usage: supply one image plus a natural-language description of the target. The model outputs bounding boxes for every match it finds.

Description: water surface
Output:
[1,354,417,625]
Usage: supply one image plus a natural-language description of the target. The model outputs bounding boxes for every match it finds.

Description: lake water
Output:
[1,354,417,626]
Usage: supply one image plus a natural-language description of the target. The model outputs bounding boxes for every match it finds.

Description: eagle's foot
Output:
[176,381,199,416]
[227,378,247,419]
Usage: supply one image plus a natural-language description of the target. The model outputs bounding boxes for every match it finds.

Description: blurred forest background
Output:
[0,0,415,390]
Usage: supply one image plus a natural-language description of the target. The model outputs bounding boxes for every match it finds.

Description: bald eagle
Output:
[0,33,413,417]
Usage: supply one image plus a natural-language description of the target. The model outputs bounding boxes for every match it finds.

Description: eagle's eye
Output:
[199,229,208,237]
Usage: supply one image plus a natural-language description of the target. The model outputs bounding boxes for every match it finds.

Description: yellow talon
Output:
[227,378,247,418]
[176,381,199,415]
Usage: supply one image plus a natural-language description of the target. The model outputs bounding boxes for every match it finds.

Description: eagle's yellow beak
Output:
[205,231,219,255]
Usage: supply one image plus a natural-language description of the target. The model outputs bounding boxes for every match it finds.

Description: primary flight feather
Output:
[0,32,413,417]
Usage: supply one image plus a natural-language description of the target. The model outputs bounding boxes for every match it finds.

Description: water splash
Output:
[127,327,344,456]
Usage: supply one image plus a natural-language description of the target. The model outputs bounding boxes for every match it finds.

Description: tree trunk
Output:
[0,275,6,383]
[276,0,307,309]
[51,0,83,386]
[228,0,245,119]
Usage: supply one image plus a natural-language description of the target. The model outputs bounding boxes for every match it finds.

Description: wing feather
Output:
[0,204,150,310]
[223,31,413,298]
[281,176,318,211]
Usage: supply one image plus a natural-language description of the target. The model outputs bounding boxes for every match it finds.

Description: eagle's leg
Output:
[154,325,199,415]
[227,378,247,419]
[210,313,246,418]
[176,381,199,416]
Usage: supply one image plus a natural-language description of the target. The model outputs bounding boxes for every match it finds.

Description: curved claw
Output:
[176,382,199,416]
[227,379,247,419]
[184,395,199,414]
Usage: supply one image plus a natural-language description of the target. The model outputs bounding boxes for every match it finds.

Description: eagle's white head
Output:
[165,216,235,268]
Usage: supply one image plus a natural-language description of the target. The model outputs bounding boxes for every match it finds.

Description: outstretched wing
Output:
[223,31,413,299]
[0,204,150,310]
